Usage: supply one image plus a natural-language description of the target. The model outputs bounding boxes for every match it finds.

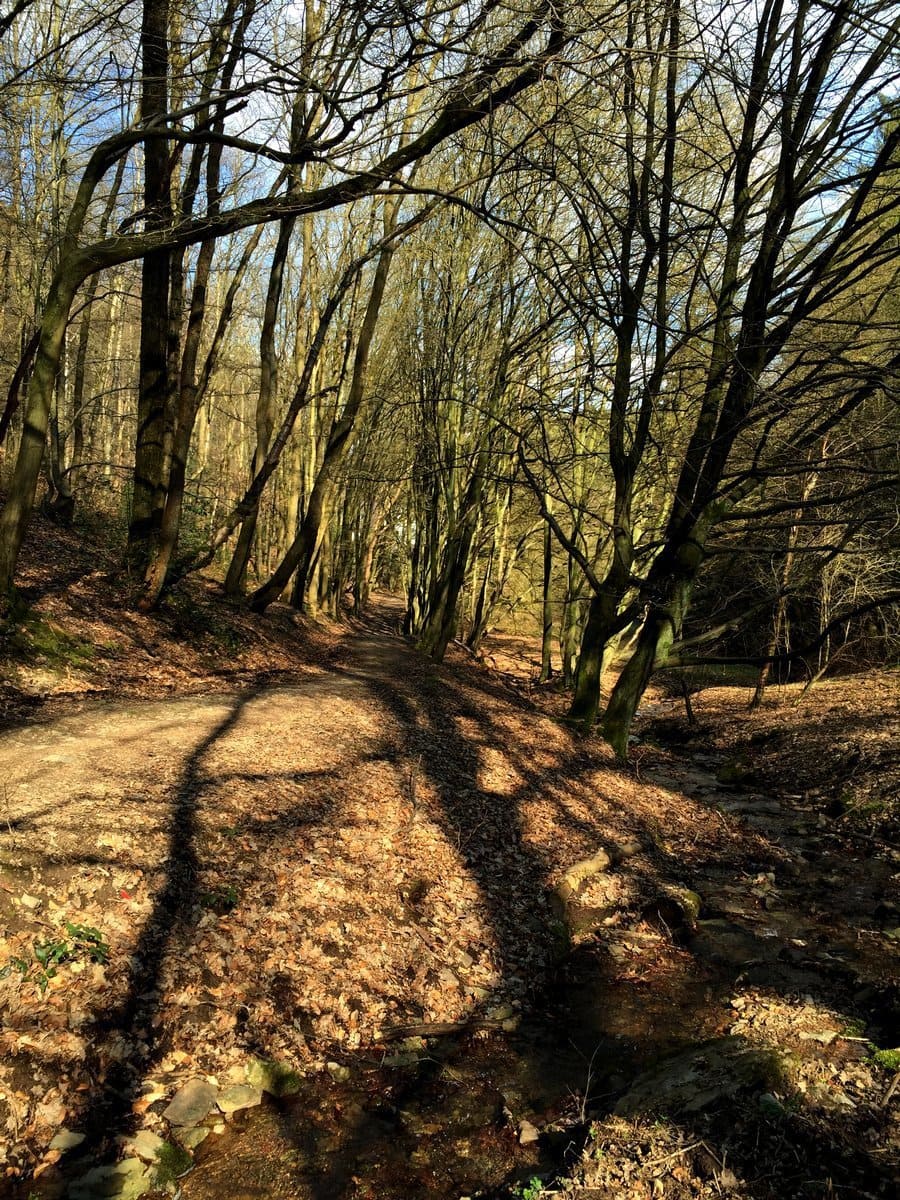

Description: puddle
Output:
[178,1030,596,1200]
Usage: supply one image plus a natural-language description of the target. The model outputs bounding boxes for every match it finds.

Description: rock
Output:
[326,1061,351,1082]
[799,1030,839,1045]
[518,1120,541,1145]
[49,1129,85,1152]
[217,1083,262,1114]
[126,1130,165,1163]
[615,1037,788,1117]
[381,1050,422,1067]
[690,919,775,967]
[716,759,757,786]
[642,886,702,938]
[162,1078,218,1127]
[178,1128,209,1150]
[69,1158,152,1200]
[247,1057,303,1097]
[758,1092,786,1118]
[20,893,42,910]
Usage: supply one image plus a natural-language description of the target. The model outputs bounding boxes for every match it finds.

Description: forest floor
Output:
[0,515,898,1200]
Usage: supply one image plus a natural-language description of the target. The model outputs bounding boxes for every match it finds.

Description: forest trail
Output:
[0,606,898,1199]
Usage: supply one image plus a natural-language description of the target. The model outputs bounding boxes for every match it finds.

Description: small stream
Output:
[176,928,726,1198]
[169,730,900,1200]
[177,1006,679,1200]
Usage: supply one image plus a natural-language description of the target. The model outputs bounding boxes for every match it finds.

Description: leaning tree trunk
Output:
[0,270,81,604]
[601,536,702,759]
[250,238,395,613]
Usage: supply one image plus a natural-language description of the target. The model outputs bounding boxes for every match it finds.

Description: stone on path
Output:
[162,1078,218,1127]
[246,1057,302,1096]
[69,1158,151,1200]
[615,1037,788,1117]
[179,1127,210,1150]
[49,1129,85,1152]
[217,1083,263,1114]
[127,1130,166,1163]
[518,1120,541,1145]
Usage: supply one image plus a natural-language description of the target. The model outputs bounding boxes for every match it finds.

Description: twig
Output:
[644,1139,704,1167]
[881,1069,900,1108]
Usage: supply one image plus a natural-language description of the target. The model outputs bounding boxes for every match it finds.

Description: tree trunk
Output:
[0,272,80,600]
[225,213,295,594]
[601,534,703,758]
[250,238,395,613]
[539,511,554,682]
[139,235,217,608]
[417,453,486,661]
[128,0,171,567]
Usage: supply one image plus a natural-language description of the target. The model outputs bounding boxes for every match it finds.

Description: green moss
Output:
[8,612,96,668]
[247,1057,303,1097]
[153,1140,194,1186]
[873,1048,900,1070]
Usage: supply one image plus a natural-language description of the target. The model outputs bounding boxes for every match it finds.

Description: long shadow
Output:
[8,607,895,1199]
[257,616,623,1200]
[285,611,899,1200]
[64,687,264,1165]
[30,681,329,1195]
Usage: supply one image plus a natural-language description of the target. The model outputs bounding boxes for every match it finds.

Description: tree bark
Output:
[0,271,80,601]
[225,213,296,594]
[128,0,171,567]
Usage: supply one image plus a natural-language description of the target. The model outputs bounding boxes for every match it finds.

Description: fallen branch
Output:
[555,838,642,907]
[373,1017,514,1042]
[881,1069,900,1109]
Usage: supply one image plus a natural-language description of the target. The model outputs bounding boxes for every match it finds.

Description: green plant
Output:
[62,922,110,961]
[153,1140,193,1185]
[199,884,239,913]
[1,922,109,993]
[872,1048,900,1070]
[512,1177,545,1200]
[9,613,96,668]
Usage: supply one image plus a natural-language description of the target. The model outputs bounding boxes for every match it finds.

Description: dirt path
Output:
[1,609,898,1199]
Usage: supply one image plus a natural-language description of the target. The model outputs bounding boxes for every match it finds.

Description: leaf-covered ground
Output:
[0,523,898,1199]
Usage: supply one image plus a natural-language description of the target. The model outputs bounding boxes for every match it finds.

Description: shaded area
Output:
[1,604,897,1199]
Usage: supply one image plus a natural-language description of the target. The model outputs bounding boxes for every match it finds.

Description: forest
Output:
[0,0,899,1198]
